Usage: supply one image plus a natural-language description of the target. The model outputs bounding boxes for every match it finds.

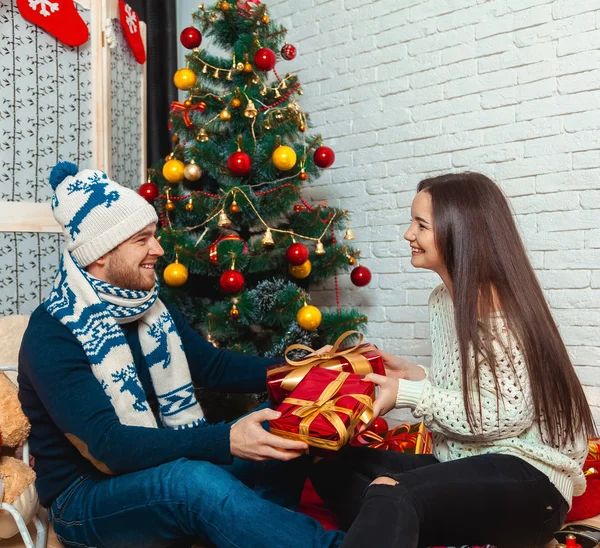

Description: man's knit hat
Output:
[49,162,158,267]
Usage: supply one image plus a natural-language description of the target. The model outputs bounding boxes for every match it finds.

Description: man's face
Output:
[103,224,164,291]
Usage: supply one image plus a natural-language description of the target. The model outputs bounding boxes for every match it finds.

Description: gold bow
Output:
[275,331,376,393]
[271,371,374,451]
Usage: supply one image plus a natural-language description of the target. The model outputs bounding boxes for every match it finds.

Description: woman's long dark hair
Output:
[417,172,595,446]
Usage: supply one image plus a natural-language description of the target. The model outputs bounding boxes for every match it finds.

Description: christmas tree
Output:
[140,1,371,416]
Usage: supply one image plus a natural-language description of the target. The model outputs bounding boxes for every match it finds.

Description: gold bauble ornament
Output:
[289,260,311,279]
[172,134,179,144]
[230,305,239,319]
[272,145,297,171]
[348,256,356,266]
[231,98,241,108]
[236,62,245,71]
[184,99,193,108]
[230,201,240,213]
[173,68,197,90]
[296,304,322,330]
[244,62,253,73]
[219,108,232,121]
[299,124,307,132]
[221,1,230,10]
[166,199,175,211]
[163,158,185,183]
[261,14,270,24]
[163,261,189,287]
[184,161,202,181]
[299,170,308,181]
[185,199,194,212]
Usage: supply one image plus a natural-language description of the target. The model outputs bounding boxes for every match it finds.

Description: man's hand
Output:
[380,350,426,381]
[230,408,308,461]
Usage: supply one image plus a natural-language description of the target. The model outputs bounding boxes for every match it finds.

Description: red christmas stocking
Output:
[16,0,89,47]
[119,0,146,64]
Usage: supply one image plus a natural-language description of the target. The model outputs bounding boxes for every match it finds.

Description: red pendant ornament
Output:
[351,265,372,287]
[138,182,159,203]
[228,151,252,176]
[314,146,335,168]
[119,0,146,64]
[286,242,309,266]
[16,0,89,47]
[254,47,277,71]
[281,42,297,61]
[220,269,245,294]
[180,26,202,49]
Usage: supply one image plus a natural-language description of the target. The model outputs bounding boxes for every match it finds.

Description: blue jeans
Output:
[50,455,344,548]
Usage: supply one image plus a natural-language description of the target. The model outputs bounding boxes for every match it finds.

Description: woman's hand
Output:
[379,350,427,381]
[363,373,399,423]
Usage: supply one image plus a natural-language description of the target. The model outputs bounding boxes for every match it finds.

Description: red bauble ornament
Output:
[220,269,245,294]
[370,417,388,434]
[314,146,335,168]
[351,265,372,287]
[228,152,252,176]
[286,242,309,265]
[180,27,202,49]
[254,47,277,71]
[281,42,297,61]
[138,182,159,203]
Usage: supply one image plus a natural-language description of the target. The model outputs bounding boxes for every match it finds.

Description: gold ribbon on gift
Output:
[276,331,377,393]
[584,440,600,477]
[271,371,374,451]
[360,423,425,452]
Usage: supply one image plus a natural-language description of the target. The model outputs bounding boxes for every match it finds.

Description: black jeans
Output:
[310,447,568,548]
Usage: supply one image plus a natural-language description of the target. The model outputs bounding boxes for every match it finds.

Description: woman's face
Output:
[404,190,446,275]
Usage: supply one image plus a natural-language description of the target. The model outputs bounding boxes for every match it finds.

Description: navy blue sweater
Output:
[18,303,279,508]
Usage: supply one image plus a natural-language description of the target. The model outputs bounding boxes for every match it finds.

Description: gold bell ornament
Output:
[315,240,326,255]
[344,227,356,241]
[261,228,274,246]
[218,209,232,227]
[244,100,258,118]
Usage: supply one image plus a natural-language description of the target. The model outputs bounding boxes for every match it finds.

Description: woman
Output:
[312,173,595,548]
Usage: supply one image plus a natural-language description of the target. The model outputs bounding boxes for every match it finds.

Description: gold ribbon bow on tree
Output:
[170,101,207,128]
[273,371,374,451]
[278,330,377,393]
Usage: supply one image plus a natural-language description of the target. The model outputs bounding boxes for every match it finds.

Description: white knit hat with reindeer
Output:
[49,162,158,267]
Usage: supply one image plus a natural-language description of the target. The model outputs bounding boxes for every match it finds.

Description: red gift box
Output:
[267,330,384,405]
[270,368,375,456]
[352,422,433,454]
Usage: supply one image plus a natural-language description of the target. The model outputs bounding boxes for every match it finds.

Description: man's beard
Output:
[105,255,155,291]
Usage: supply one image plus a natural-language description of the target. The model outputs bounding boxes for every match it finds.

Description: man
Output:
[18,162,344,548]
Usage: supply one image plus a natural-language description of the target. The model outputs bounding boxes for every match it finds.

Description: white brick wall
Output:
[266,0,600,423]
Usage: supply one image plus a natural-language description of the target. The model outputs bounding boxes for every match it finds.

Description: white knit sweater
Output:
[396,284,588,506]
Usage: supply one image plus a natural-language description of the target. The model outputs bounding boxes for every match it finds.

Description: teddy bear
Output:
[0,314,40,539]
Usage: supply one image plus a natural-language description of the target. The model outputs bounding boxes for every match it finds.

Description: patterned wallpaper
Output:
[0,2,144,317]
[110,19,143,191]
